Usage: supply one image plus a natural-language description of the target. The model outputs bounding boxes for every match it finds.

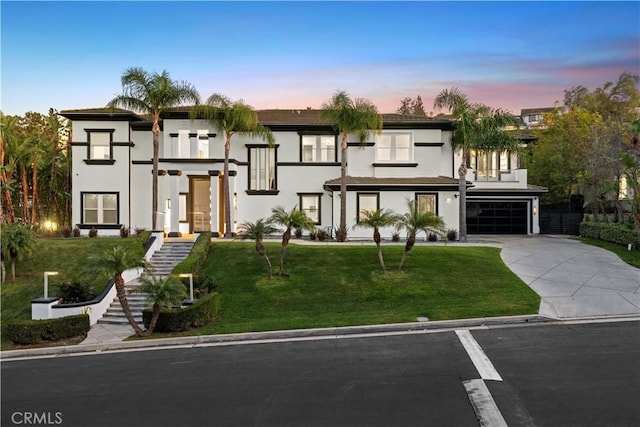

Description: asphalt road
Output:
[2,321,638,427]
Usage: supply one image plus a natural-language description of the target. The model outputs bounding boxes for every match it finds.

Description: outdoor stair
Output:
[97,238,195,326]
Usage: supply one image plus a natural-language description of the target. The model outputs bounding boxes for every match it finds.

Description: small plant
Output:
[56,281,96,304]
[120,226,131,238]
[309,230,317,241]
[317,228,327,241]
[72,226,81,237]
[61,227,73,238]
[427,232,438,242]
[134,226,147,236]
[294,228,302,239]
[447,229,458,241]
[391,232,400,242]
[334,225,348,242]
[88,227,98,238]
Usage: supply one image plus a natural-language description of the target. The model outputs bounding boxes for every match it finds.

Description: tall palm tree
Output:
[192,94,274,238]
[395,200,444,271]
[433,87,519,242]
[269,205,316,276]
[136,275,187,335]
[354,208,398,273]
[108,67,200,230]
[238,218,278,279]
[321,90,383,241]
[90,246,150,336]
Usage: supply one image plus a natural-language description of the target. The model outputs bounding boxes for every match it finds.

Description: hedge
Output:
[142,291,221,332]
[6,314,90,345]
[172,232,212,275]
[580,221,640,248]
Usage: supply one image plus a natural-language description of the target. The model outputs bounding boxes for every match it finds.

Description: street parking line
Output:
[455,329,503,381]
[463,379,508,427]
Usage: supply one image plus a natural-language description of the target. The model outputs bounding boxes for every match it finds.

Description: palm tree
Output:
[321,91,382,241]
[395,200,444,271]
[108,67,200,230]
[90,246,150,336]
[0,222,35,283]
[238,218,278,279]
[0,113,18,223]
[354,208,398,273]
[269,206,316,276]
[433,87,519,242]
[192,94,274,238]
[136,275,187,335]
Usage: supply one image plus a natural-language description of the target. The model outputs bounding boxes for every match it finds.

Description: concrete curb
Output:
[1,315,550,360]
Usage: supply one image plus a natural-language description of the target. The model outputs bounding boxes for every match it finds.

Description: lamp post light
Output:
[179,273,194,302]
[44,271,59,298]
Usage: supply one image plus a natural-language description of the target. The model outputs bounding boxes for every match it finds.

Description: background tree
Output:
[270,205,315,276]
[0,222,35,283]
[192,94,274,238]
[321,90,382,241]
[89,246,150,336]
[238,218,278,279]
[396,95,426,116]
[136,275,186,335]
[1,114,19,223]
[433,87,519,242]
[395,200,444,271]
[354,208,398,273]
[108,67,200,230]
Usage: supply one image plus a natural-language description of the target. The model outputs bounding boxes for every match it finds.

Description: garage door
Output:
[466,201,528,234]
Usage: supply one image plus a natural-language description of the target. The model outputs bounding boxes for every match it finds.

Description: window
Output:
[376,133,412,162]
[357,193,379,222]
[82,193,118,224]
[249,147,277,191]
[88,131,111,160]
[468,150,512,180]
[301,135,336,162]
[197,132,209,159]
[299,194,322,224]
[416,194,437,214]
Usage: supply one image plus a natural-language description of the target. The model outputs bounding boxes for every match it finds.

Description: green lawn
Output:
[188,242,540,335]
[580,238,640,268]
[1,236,146,349]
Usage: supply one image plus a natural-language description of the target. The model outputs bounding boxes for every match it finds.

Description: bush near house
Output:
[142,291,221,332]
[579,221,640,249]
[6,314,90,345]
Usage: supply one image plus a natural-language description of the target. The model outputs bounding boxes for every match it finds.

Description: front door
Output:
[188,176,211,233]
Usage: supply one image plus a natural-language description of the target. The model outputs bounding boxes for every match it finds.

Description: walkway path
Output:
[494,235,640,319]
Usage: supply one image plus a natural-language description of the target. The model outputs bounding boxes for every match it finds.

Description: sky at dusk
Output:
[2,1,639,116]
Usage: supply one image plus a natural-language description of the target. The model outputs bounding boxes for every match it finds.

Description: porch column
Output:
[228,170,237,235]
[209,171,220,237]
[167,170,182,237]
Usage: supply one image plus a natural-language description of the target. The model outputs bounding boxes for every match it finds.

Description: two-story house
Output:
[60,107,546,238]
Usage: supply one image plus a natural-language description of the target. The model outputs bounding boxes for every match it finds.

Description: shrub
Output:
[88,227,98,238]
[55,281,96,304]
[294,228,302,239]
[447,229,458,241]
[61,227,73,238]
[427,232,438,242]
[72,226,81,237]
[142,292,221,332]
[134,226,147,236]
[172,232,211,276]
[120,226,131,238]
[334,225,348,242]
[579,221,640,249]
[309,230,317,241]
[316,228,327,242]
[391,232,400,242]
[6,314,90,345]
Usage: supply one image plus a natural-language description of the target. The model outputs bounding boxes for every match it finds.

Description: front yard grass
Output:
[580,238,640,268]
[188,242,540,335]
[1,236,145,350]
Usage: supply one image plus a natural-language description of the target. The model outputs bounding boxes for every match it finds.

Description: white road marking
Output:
[463,379,508,427]
[455,329,503,381]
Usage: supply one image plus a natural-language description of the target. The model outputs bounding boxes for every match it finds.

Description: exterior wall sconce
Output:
[446,197,452,204]
[454,194,459,199]
[533,205,538,215]
[43,271,59,298]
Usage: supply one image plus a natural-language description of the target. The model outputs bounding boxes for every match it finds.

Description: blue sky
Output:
[2,1,639,116]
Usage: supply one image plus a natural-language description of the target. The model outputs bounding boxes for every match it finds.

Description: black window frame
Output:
[85,129,115,164]
[246,144,279,195]
[297,193,323,225]
[299,133,338,163]
[415,192,439,215]
[356,192,380,223]
[79,191,120,228]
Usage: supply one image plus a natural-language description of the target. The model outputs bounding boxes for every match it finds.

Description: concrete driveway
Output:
[487,235,640,319]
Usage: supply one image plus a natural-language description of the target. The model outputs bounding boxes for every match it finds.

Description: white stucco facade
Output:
[61,108,546,239]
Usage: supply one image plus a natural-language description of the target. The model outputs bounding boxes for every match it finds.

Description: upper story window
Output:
[197,132,209,159]
[376,133,412,162]
[82,192,118,224]
[248,146,277,193]
[468,150,513,181]
[301,135,336,162]
[88,130,113,160]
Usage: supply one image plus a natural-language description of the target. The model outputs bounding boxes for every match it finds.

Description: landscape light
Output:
[44,271,59,298]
